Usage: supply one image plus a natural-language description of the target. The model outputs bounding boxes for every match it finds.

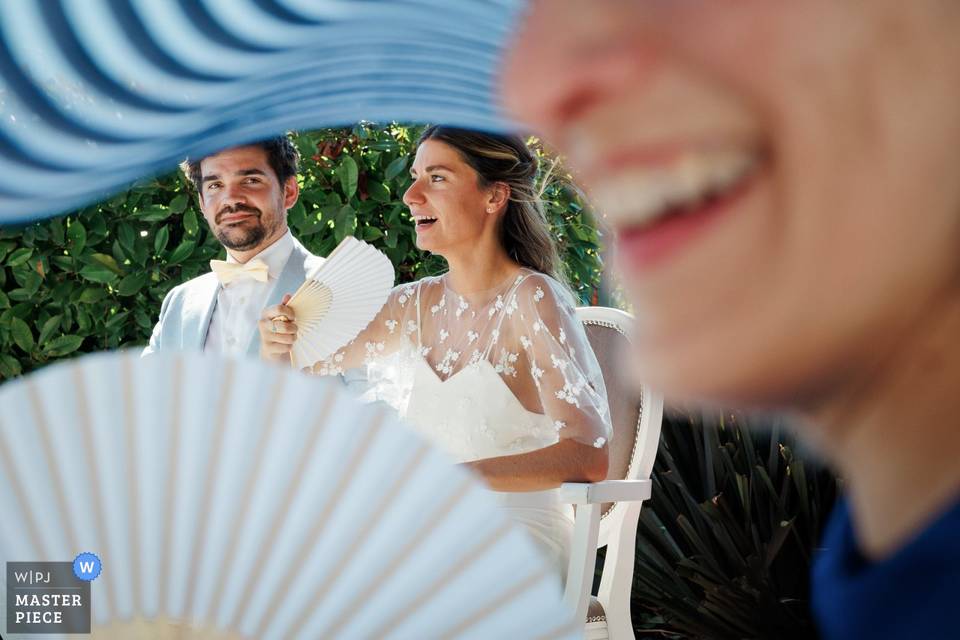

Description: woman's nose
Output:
[403,180,424,206]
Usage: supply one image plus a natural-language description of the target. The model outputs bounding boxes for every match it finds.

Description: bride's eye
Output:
[430,175,445,183]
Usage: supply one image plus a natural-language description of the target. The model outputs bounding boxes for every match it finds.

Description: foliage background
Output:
[632,410,837,639]
[0,123,603,380]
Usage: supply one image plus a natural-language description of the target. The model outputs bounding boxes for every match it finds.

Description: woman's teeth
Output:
[414,215,438,227]
[590,148,760,229]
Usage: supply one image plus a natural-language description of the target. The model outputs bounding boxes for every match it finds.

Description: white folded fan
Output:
[0,351,578,640]
[285,236,394,370]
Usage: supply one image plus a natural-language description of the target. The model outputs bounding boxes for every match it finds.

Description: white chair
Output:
[562,306,664,640]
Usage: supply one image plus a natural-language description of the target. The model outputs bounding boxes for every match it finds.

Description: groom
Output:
[143,135,323,357]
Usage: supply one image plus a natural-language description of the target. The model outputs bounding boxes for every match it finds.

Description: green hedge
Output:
[0,123,603,380]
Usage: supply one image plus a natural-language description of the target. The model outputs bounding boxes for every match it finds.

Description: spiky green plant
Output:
[632,410,839,639]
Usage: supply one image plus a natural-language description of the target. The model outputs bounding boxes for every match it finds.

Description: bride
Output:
[259,126,611,577]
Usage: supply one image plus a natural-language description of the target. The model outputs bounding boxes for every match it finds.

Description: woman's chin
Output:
[628,333,829,413]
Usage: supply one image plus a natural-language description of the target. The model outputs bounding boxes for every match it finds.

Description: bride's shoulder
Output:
[387,276,442,307]
[512,269,577,311]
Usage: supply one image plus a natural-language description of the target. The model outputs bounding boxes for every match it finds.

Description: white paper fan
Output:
[286,236,394,370]
[0,351,578,640]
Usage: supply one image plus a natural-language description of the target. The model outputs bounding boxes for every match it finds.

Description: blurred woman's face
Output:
[502,1,960,409]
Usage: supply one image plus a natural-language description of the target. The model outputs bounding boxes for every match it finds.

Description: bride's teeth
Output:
[591,148,758,227]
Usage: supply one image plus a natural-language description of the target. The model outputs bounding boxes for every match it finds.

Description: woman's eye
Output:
[430,174,445,183]
[206,183,221,191]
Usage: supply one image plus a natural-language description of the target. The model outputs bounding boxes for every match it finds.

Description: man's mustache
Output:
[216,204,261,224]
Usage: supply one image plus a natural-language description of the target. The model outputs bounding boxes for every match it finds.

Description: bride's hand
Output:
[259,294,298,364]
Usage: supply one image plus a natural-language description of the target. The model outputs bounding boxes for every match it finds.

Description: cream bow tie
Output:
[210,258,270,285]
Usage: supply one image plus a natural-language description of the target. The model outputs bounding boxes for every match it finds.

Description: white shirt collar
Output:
[225,230,294,280]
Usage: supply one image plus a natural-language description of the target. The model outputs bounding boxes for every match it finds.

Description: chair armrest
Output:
[558,479,652,505]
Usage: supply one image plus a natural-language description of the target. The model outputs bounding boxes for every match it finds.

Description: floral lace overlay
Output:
[310,268,612,457]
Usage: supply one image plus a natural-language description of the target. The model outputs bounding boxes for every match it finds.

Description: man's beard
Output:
[214,205,278,251]
[215,222,266,251]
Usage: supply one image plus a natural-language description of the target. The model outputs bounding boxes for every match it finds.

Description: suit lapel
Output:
[186,275,220,351]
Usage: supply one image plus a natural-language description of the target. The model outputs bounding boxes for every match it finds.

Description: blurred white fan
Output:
[0,351,577,640]
[286,236,394,370]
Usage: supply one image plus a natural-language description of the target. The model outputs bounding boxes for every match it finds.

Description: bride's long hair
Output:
[417,126,565,285]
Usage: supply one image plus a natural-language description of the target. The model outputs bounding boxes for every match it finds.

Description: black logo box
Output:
[6,562,90,634]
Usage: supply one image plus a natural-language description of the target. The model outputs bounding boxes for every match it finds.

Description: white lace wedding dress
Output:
[312,268,612,578]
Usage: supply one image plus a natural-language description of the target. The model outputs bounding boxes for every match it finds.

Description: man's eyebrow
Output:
[200,168,268,184]
[411,164,455,175]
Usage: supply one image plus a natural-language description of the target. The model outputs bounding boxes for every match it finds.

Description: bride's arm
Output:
[464,274,612,490]
[462,440,607,491]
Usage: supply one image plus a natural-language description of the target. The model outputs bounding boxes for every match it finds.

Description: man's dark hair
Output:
[180,135,300,192]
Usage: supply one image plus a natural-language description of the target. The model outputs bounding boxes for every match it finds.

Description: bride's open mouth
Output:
[414,215,438,230]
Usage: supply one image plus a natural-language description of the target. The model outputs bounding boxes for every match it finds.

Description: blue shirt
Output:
[812,496,960,639]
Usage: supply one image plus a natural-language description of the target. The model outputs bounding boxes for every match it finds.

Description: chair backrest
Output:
[576,306,663,548]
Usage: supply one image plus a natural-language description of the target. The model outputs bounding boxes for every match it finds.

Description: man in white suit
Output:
[143,135,322,358]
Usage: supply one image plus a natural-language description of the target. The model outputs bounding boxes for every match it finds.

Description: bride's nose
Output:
[403,179,426,207]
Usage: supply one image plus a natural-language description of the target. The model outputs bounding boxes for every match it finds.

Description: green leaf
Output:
[383,229,398,248]
[10,316,34,352]
[183,208,199,236]
[49,218,65,245]
[105,310,129,330]
[38,314,63,345]
[366,140,398,152]
[166,240,196,265]
[117,222,136,255]
[21,271,42,296]
[134,308,153,331]
[366,179,390,203]
[385,155,409,181]
[45,334,84,357]
[0,240,18,262]
[50,255,74,272]
[8,288,32,302]
[169,193,188,214]
[6,247,34,267]
[362,226,384,241]
[0,353,21,378]
[334,204,357,242]
[91,252,123,275]
[76,308,91,333]
[337,156,359,199]
[0,290,8,309]
[287,200,306,228]
[154,226,170,254]
[78,287,108,303]
[138,205,172,222]
[117,273,149,296]
[67,220,87,254]
[79,264,118,284]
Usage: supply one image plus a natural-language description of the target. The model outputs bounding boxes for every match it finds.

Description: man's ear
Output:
[487,182,510,215]
[283,175,300,211]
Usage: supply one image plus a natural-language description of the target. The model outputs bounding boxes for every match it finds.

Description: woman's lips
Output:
[613,164,761,270]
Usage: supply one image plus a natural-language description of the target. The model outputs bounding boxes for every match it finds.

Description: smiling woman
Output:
[501,1,960,638]
[259,127,611,581]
